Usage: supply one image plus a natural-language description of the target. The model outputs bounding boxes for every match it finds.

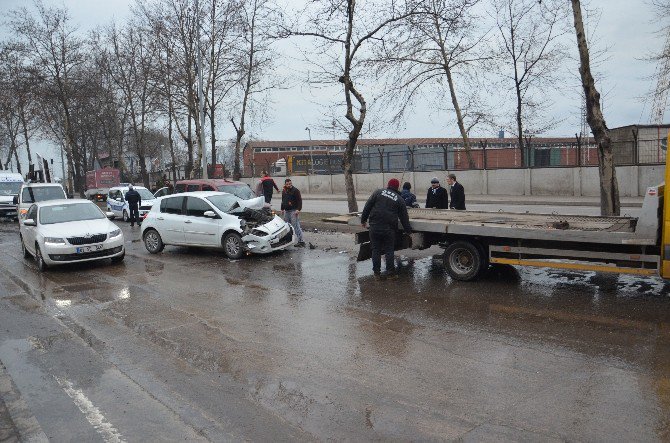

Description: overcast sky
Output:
[0,0,666,172]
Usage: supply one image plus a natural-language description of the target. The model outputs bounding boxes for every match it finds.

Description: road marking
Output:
[53,376,125,443]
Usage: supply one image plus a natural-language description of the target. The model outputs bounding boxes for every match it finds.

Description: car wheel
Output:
[35,244,47,272]
[143,229,164,254]
[20,235,30,258]
[111,250,125,264]
[123,210,129,222]
[443,240,482,282]
[222,232,244,260]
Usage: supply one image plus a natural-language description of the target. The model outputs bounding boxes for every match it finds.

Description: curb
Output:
[0,361,48,442]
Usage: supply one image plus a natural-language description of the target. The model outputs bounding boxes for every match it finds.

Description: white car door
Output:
[155,196,186,244]
[22,204,38,254]
[183,197,221,246]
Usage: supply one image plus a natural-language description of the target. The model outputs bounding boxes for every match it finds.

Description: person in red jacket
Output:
[258,170,280,205]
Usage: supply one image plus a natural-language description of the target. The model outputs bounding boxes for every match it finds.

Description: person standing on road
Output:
[281,178,305,248]
[259,170,280,205]
[447,173,466,210]
[361,178,412,278]
[400,182,419,208]
[124,185,142,227]
[425,177,449,209]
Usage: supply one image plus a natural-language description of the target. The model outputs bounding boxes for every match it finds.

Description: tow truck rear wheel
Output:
[443,240,482,281]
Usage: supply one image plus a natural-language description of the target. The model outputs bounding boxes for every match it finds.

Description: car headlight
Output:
[44,237,66,244]
[251,229,268,237]
[109,229,121,238]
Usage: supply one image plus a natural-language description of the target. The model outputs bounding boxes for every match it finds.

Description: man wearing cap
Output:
[360,178,412,278]
[426,177,449,209]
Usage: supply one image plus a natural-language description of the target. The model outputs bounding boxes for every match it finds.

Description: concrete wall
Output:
[240,165,663,198]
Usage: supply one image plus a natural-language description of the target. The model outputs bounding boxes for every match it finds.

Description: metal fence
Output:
[245,135,667,176]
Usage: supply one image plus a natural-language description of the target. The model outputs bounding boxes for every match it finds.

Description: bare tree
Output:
[203,0,240,177]
[377,0,489,168]
[103,21,160,187]
[283,0,417,212]
[230,0,279,181]
[571,0,619,215]
[9,1,87,194]
[492,0,567,166]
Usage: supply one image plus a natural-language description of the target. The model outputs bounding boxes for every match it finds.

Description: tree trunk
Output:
[444,64,474,169]
[571,0,619,216]
[19,108,33,167]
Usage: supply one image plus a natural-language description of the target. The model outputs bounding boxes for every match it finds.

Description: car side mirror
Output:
[23,219,36,227]
[106,211,114,218]
[204,210,217,218]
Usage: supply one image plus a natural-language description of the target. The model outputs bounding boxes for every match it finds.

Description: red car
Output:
[154,179,256,200]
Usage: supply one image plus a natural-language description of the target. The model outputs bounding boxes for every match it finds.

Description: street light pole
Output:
[195,0,208,179]
[305,127,314,176]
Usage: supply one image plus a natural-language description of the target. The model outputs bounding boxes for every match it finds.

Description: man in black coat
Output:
[425,177,449,209]
[124,185,142,227]
[361,178,412,278]
[447,173,466,210]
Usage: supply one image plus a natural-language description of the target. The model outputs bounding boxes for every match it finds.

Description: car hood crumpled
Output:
[229,196,265,212]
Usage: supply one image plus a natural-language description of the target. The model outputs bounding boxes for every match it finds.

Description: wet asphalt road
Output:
[0,220,669,441]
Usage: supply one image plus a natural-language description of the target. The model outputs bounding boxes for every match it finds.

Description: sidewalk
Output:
[300,193,644,208]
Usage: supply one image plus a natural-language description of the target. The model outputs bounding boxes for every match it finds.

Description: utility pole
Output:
[305,127,314,175]
[195,0,208,179]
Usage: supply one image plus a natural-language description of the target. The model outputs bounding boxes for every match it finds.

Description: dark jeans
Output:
[129,206,139,224]
[370,229,395,274]
[264,193,272,204]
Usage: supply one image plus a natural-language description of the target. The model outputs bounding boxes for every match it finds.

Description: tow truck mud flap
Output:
[356,231,412,262]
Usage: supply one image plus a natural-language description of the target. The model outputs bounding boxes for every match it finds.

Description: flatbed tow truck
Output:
[344,143,670,282]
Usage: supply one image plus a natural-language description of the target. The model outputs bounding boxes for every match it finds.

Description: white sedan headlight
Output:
[44,237,66,245]
[109,229,121,238]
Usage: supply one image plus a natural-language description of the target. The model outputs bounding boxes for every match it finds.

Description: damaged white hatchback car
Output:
[141,192,295,259]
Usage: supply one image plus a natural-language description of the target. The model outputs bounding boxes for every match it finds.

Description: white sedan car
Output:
[141,192,295,259]
[19,199,125,271]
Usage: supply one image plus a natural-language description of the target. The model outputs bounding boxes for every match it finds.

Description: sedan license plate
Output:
[76,244,103,254]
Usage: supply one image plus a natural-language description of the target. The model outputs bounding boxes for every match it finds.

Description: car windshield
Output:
[22,186,66,203]
[0,182,22,196]
[39,202,105,225]
[136,189,154,200]
[217,184,255,199]
[206,194,240,213]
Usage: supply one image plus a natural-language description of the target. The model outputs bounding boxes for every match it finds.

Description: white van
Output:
[106,185,159,222]
[0,172,24,220]
[16,183,68,219]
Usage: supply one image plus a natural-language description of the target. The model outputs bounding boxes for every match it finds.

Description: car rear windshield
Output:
[205,194,240,213]
[217,184,255,199]
[22,186,66,203]
[39,203,105,225]
[137,189,154,200]
[0,182,22,196]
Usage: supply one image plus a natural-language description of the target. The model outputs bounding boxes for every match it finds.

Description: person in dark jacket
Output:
[447,173,466,210]
[425,177,449,209]
[400,182,418,208]
[124,185,142,227]
[361,178,412,278]
[281,178,305,247]
[259,170,280,205]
